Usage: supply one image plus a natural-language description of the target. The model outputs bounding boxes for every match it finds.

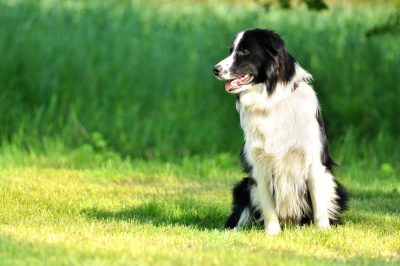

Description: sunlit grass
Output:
[0,147,399,265]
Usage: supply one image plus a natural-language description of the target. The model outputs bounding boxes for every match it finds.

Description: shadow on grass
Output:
[82,187,400,230]
[349,188,400,215]
[342,188,400,228]
[82,199,227,230]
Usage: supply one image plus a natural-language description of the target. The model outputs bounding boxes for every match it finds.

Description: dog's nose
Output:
[213,65,222,76]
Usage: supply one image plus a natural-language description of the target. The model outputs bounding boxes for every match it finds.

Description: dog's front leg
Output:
[308,163,337,229]
[253,168,281,235]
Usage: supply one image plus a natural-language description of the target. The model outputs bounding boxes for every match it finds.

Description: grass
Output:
[1,0,399,264]
[0,142,399,265]
[0,0,399,158]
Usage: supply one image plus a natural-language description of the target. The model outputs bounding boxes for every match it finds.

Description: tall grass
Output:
[0,0,399,158]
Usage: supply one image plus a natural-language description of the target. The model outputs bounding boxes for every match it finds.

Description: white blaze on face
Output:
[215,31,244,80]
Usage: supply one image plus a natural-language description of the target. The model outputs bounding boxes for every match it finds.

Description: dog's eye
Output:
[237,48,250,56]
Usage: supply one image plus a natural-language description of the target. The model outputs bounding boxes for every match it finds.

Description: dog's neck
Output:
[236,64,312,113]
[236,81,295,113]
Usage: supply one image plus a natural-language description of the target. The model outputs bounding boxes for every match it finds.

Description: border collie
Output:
[213,29,348,235]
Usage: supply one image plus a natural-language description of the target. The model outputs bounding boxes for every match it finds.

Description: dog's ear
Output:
[262,29,284,56]
[258,29,286,95]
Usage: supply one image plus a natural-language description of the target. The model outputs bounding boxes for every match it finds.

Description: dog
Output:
[213,28,348,235]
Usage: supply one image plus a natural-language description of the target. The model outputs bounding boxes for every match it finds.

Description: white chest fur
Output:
[237,79,322,220]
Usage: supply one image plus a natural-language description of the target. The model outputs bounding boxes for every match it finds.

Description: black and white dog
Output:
[213,29,348,235]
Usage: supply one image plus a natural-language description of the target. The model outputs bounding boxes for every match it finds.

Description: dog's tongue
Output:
[225,79,241,91]
[225,75,251,92]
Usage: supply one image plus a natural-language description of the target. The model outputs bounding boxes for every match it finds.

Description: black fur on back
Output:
[316,107,337,173]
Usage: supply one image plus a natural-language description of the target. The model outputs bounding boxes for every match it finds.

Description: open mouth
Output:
[225,74,254,92]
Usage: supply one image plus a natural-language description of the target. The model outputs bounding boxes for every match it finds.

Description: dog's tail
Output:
[225,177,257,229]
[329,180,349,225]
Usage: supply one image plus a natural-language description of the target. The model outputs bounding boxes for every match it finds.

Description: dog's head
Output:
[213,28,295,95]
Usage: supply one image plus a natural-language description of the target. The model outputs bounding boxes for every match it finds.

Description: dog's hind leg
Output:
[225,177,255,229]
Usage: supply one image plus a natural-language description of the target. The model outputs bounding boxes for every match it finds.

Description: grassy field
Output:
[0,144,399,265]
[1,0,400,265]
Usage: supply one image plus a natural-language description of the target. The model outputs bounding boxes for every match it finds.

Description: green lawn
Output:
[1,0,400,265]
[0,148,399,265]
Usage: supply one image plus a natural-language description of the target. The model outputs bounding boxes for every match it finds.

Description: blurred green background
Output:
[0,0,399,159]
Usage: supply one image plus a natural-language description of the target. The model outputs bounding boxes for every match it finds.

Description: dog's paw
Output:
[315,219,330,230]
[265,222,281,236]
